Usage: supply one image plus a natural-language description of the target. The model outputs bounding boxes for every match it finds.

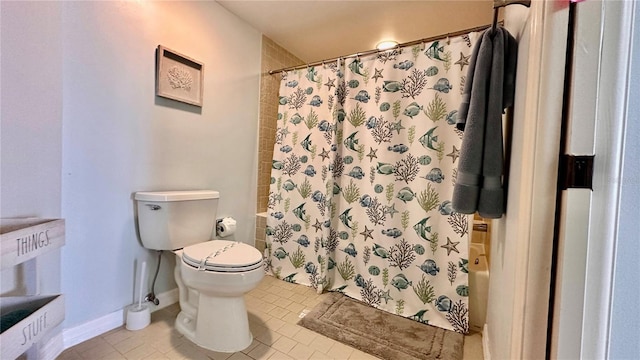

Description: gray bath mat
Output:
[298,292,464,360]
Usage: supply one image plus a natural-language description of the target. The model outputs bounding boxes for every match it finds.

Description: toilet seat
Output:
[182,240,263,272]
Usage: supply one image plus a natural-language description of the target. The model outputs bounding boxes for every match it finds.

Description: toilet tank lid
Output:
[135,190,219,202]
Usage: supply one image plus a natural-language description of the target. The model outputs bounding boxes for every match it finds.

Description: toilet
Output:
[134,190,264,353]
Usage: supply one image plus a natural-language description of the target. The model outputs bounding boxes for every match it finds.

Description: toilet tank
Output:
[135,190,219,250]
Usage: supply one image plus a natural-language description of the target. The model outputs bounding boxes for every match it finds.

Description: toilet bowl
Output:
[134,190,264,353]
[173,240,264,352]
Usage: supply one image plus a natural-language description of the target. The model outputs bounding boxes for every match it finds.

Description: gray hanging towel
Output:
[452,27,518,218]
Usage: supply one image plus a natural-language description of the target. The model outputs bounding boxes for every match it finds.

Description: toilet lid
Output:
[182,240,263,272]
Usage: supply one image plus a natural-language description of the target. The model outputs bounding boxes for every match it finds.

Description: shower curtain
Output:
[265,32,478,333]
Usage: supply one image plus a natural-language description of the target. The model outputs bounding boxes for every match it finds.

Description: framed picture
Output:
[156,46,204,107]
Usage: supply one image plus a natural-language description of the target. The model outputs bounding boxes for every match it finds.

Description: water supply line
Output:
[144,250,162,306]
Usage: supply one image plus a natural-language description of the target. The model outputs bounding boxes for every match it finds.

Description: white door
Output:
[550,1,637,359]
[483,3,570,359]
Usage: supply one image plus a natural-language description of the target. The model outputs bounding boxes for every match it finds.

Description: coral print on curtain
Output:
[266,32,479,334]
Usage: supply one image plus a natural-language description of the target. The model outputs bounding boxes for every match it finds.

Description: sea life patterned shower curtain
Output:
[265,32,479,333]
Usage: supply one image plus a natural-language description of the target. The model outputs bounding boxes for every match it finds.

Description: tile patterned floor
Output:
[58,275,483,360]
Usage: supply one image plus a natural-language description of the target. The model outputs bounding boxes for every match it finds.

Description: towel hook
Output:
[491,0,532,33]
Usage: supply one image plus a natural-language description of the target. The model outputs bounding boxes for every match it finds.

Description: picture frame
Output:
[156,46,204,107]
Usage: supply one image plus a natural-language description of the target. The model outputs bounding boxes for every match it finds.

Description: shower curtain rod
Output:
[268,0,532,75]
[268,21,503,75]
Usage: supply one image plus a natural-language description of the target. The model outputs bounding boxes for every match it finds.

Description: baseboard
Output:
[149,288,179,312]
[62,288,179,349]
[483,323,491,360]
[38,330,64,360]
[62,309,124,349]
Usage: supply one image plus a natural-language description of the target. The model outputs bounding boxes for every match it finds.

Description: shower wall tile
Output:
[257,36,303,213]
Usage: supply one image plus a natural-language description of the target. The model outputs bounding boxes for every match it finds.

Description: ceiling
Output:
[217,1,496,64]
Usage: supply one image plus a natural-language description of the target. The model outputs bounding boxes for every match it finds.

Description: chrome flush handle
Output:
[146,204,161,211]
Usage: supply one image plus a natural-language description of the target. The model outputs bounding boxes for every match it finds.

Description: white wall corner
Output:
[38,331,65,360]
[62,288,179,350]
[149,288,179,313]
[62,309,124,349]
[483,323,492,360]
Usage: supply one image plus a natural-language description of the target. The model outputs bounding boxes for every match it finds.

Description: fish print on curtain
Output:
[266,32,479,333]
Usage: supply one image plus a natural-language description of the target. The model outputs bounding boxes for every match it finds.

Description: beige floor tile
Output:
[113,336,145,354]
[267,351,295,360]
[274,297,293,309]
[266,285,283,295]
[276,323,301,338]
[73,336,110,354]
[265,317,286,331]
[281,311,302,324]
[308,351,335,360]
[202,349,234,360]
[326,342,354,359]
[291,328,318,346]
[348,349,380,360]
[289,293,307,303]
[262,299,279,311]
[248,288,269,299]
[254,328,282,346]
[103,328,134,345]
[292,284,311,295]
[463,331,484,360]
[247,343,277,360]
[57,349,82,360]
[241,339,262,355]
[140,351,170,359]
[275,288,295,299]
[268,306,290,319]
[271,336,297,354]
[287,343,315,360]
[262,293,280,304]
[123,344,157,360]
[79,341,118,358]
[307,335,336,354]
[228,352,253,360]
[61,276,481,360]
[285,301,305,314]
[250,310,274,324]
[100,351,128,360]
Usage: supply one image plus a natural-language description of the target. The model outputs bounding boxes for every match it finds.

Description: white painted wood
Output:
[608,3,640,358]
[38,330,64,360]
[62,308,124,349]
[0,218,65,270]
[482,323,492,360]
[484,2,569,359]
[566,2,601,156]
[581,2,635,358]
[0,295,65,360]
[550,190,591,359]
[552,1,636,359]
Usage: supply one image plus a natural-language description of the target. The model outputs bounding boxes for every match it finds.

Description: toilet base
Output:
[175,294,253,353]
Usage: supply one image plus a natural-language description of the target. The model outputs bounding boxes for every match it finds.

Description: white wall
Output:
[10,0,263,332]
[609,3,640,358]
[59,1,261,329]
[1,1,63,296]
